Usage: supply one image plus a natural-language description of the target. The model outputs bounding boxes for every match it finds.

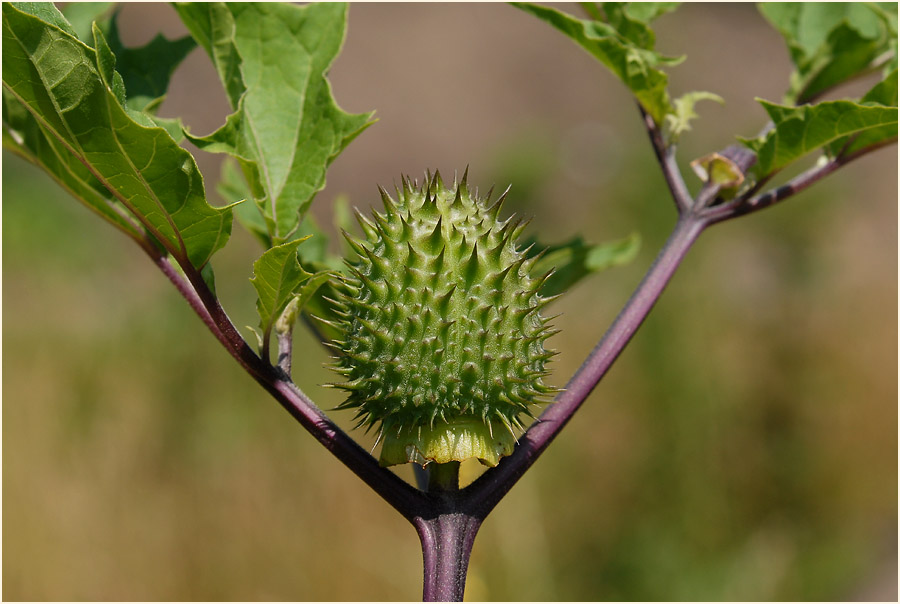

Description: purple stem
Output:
[277,328,293,375]
[142,107,893,602]
[150,207,711,600]
[151,253,229,350]
[144,247,427,519]
[639,105,693,212]
[263,377,424,515]
[703,138,898,224]
[407,213,708,601]
[466,212,707,514]
[415,511,482,602]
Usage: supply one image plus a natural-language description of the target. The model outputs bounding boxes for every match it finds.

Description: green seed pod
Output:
[329,170,557,467]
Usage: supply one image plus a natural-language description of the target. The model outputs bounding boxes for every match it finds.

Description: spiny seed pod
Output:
[328,170,558,467]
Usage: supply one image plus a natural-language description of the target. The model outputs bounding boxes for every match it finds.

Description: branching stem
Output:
[467,211,707,514]
[141,95,894,603]
[639,105,693,212]
[151,253,227,348]
[703,137,898,224]
[144,248,426,518]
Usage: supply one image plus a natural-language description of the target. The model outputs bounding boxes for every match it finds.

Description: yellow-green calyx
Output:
[328,170,557,467]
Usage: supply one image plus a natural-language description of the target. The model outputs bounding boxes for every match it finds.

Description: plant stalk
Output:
[141,86,893,604]
[415,509,481,602]
[638,104,692,211]
[415,462,471,601]
[703,137,898,224]
[467,212,708,514]
[145,247,427,519]
[428,461,461,492]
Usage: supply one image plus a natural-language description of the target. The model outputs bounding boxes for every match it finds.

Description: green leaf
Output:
[249,237,317,342]
[760,2,897,103]
[827,69,899,157]
[292,270,334,320]
[218,157,270,248]
[594,3,658,49]
[105,12,197,114]
[60,2,114,44]
[525,232,642,298]
[864,67,900,106]
[744,97,898,175]
[219,155,340,268]
[174,2,375,244]
[2,3,233,268]
[3,87,147,242]
[300,277,347,343]
[173,2,243,106]
[513,2,683,124]
[333,194,359,263]
[620,2,680,24]
[145,114,188,143]
[664,90,724,142]
[10,2,77,37]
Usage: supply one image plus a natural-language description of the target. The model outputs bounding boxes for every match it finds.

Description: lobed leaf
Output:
[249,237,331,344]
[760,2,897,103]
[827,69,898,158]
[617,2,680,24]
[743,96,898,176]
[11,1,77,37]
[3,87,146,242]
[513,2,683,124]
[525,232,642,298]
[218,157,270,247]
[664,90,724,142]
[174,2,375,244]
[2,3,233,267]
[218,156,337,267]
[105,13,197,114]
[218,154,345,344]
[61,2,113,44]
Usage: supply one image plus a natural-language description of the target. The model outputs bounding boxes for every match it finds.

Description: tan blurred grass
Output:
[3,3,897,601]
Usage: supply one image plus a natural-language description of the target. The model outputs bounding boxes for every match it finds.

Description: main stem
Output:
[416,510,482,602]
[409,212,709,602]
[418,463,475,602]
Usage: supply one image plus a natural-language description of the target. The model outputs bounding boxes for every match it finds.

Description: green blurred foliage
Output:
[3,3,897,601]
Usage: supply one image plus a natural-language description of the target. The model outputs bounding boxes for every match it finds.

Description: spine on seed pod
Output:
[326,169,558,467]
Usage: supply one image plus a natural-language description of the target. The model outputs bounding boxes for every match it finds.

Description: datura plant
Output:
[3,1,896,602]
[328,170,558,467]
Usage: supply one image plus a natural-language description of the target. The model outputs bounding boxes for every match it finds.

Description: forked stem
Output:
[413,212,710,601]
[143,94,892,603]
[467,212,708,514]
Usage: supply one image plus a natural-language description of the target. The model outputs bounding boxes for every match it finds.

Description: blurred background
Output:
[3,3,897,601]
